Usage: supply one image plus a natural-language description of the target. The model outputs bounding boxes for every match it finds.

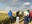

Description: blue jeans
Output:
[24,16,29,24]
[29,17,32,22]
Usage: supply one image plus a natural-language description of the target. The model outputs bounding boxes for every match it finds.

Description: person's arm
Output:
[19,17,24,22]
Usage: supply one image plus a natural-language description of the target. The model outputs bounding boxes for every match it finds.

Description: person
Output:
[29,11,32,22]
[27,10,30,13]
[23,10,29,24]
[16,11,20,24]
[8,10,12,24]
[27,10,30,22]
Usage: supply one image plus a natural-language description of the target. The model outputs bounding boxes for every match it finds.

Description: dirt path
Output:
[20,21,32,24]
[14,21,32,24]
[20,21,24,24]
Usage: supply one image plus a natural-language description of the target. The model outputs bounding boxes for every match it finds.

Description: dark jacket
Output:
[16,11,20,17]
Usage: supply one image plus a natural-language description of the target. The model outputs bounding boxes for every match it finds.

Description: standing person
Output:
[27,10,30,22]
[8,10,12,24]
[16,11,20,24]
[29,11,32,22]
[24,10,29,24]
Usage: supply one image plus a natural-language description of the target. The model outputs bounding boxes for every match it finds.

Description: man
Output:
[29,11,32,22]
[16,11,20,24]
[16,11,20,17]
[8,10,12,24]
[24,10,29,24]
[27,10,30,22]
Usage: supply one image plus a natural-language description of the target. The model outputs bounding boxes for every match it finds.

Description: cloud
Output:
[22,2,31,9]
[23,2,30,5]
[0,0,32,12]
[18,2,31,11]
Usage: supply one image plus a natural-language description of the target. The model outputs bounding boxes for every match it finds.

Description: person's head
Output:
[27,10,29,12]
[9,10,12,12]
[18,10,20,12]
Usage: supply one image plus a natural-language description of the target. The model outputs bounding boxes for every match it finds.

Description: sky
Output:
[0,0,32,12]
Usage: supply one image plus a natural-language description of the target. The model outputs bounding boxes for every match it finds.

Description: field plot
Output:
[0,13,32,24]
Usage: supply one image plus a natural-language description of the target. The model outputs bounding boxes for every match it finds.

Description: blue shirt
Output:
[8,11,12,17]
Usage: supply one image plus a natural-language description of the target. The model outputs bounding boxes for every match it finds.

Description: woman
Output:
[16,11,20,24]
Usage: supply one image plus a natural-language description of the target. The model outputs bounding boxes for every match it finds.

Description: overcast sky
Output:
[0,0,32,12]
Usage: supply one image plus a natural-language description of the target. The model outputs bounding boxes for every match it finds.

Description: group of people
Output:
[22,10,32,24]
[8,10,32,24]
[8,10,20,24]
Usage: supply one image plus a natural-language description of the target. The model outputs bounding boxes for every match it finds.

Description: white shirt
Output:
[24,11,29,16]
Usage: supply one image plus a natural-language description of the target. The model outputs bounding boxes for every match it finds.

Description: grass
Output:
[0,13,32,24]
[0,13,9,20]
